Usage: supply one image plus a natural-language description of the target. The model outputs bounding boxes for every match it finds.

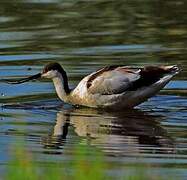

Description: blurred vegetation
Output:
[6,142,174,180]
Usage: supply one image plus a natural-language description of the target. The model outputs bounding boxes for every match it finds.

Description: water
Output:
[0,0,187,179]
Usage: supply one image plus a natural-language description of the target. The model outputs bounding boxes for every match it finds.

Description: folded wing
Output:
[87,66,141,95]
[86,65,178,95]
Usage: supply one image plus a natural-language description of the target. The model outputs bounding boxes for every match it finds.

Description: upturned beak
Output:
[5,73,41,84]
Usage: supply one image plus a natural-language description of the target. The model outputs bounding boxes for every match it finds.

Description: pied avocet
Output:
[7,63,179,109]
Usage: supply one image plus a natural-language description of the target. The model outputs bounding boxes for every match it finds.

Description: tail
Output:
[128,65,180,91]
[160,65,180,75]
[142,65,180,76]
[142,64,180,85]
[141,65,180,89]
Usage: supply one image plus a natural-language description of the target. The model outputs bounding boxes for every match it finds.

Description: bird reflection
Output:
[42,107,175,155]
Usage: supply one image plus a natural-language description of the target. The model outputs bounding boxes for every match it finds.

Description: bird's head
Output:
[41,62,66,79]
[6,62,66,84]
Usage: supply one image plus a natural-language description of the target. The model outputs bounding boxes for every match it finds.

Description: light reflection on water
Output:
[0,0,187,179]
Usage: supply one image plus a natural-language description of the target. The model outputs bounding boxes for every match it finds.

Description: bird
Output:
[6,63,179,109]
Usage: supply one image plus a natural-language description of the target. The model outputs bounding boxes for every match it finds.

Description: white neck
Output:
[52,74,69,102]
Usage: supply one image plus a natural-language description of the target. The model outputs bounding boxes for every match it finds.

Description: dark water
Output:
[0,0,187,179]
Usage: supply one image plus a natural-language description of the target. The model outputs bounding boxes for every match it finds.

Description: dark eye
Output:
[43,68,49,73]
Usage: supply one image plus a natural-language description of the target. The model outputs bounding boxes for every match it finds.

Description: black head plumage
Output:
[43,62,66,74]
